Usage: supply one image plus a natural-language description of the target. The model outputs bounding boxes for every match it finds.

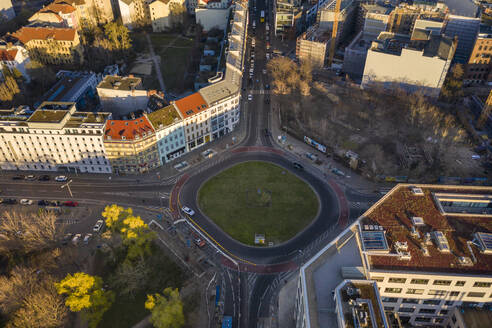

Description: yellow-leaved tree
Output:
[145,288,184,328]
[55,272,114,328]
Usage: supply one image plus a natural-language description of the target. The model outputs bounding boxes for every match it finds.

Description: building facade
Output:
[11,27,84,66]
[103,116,159,174]
[464,25,492,86]
[362,32,457,98]
[443,15,480,64]
[296,25,329,68]
[29,2,79,29]
[96,75,149,117]
[0,43,31,82]
[0,102,112,173]
[149,0,186,32]
[146,104,186,164]
[119,0,151,28]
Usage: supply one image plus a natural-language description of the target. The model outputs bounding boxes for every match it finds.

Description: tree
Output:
[0,266,38,315]
[25,60,56,88]
[110,260,150,296]
[145,288,184,328]
[169,3,188,30]
[56,272,114,328]
[104,22,132,51]
[440,64,464,103]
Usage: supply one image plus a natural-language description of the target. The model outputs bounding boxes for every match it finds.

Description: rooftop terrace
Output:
[147,105,181,128]
[97,75,142,91]
[360,184,492,275]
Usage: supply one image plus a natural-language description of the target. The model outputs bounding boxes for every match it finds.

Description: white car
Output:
[262,69,267,75]
[72,234,81,245]
[181,206,195,216]
[55,175,68,182]
[20,199,33,205]
[83,233,93,244]
[248,94,253,101]
[93,219,104,233]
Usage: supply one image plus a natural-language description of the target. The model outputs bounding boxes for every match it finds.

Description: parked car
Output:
[293,162,304,170]
[248,94,253,101]
[83,233,93,244]
[305,153,317,161]
[38,175,50,181]
[264,128,271,137]
[20,199,33,205]
[71,234,82,245]
[62,233,73,245]
[63,201,79,207]
[193,234,206,248]
[93,220,104,233]
[55,176,68,182]
[24,175,36,181]
[12,175,24,180]
[262,68,267,75]
[38,200,50,206]
[181,206,195,216]
[2,198,17,205]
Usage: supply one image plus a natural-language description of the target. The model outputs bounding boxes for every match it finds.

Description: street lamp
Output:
[60,179,73,198]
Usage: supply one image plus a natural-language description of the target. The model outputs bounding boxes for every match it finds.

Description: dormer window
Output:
[122,136,126,140]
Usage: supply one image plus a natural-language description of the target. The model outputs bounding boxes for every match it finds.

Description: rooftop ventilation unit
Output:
[395,241,408,251]
[397,250,411,260]
[347,287,361,298]
[421,245,429,256]
[410,226,420,239]
[411,187,424,196]
[424,233,432,245]
[411,217,425,226]
[473,232,492,254]
[433,231,451,253]
[458,256,473,266]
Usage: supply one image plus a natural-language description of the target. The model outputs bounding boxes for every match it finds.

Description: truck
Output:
[260,10,265,22]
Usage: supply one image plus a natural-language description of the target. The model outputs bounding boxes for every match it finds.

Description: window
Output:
[402,298,419,304]
[384,306,394,311]
[389,278,406,283]
[372,277,384,282]
[385,288,402,294]
[455,281,466,286]
[406,289,424,295]
[452,315,457,323]
[473,282,492,288]
[410,279,429,285]
[399,307,415,313]
[382,297,398,303]
[423,300,441,305]
[433,280,452,286]
[428,290,446,296]
[445,301,454,306]
[440,309,449,315]
[450,291,460,297]
[435,318,445,323]
[467,292,485,298]
[415,317,431,323]
[419,308,435,314]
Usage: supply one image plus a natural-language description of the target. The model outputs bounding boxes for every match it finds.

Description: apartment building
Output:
[296,25,329,68]
[146,104,186,164]
[0,42,31,82]
[316,0,356,46]
[96,75,149,117]
[103,116,159,174]
[0,102,112,173]
[448,306,492,328]
[356,2,392,35]
[11,27,84,66]
[274,0,296,37]
[29,2,79,29]
[119,0,151,28]
[464,25,492,86]
[195,0,231,32]
[295,184,492,328]
[443,15,481,64]
[362,32,457,98]
[149,0,186,32]
[60,0,115,25]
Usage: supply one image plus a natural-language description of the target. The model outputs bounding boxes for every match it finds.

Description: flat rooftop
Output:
[361,3,393,15]
[360,184,492,275]
[147,104,181,128]
[42,72,94,102]
[347,32,378,52]
[97,75,142,91]
[65,112,111,128]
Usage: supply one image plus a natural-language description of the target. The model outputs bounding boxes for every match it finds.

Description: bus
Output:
[260,10,265,22]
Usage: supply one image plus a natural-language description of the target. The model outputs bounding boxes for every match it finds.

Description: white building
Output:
[118,0,151,28]
[96,75,149,117]
[0,43,31,82]
[295,184,492,328]
[362,32,457,98]
[0,102,112,173]
[149,0,186,32]
[0,0,15,21]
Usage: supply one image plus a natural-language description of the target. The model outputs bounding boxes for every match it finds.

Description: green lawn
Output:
[198,161,319,245]
[149,33,194,92]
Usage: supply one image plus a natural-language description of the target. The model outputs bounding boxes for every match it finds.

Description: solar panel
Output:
[361,230,389,252]
[433,231,450,253]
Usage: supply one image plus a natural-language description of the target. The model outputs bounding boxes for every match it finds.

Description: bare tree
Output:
[0,266,38,315]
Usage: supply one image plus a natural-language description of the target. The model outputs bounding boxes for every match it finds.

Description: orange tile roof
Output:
[104,116,155,141]
[12,27,76,43]
[173,92,209,119]
[0,49,18,61]
[41,2,76,14]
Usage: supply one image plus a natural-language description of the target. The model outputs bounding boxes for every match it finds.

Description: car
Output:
[38,175,50,181]
[20,199,33,205]
[181,206,195,216]
[93,220,104,233]
[248,94,253,101]
[264,128,271,137]
[2,198,17,205]
[12,175,24,180]
[38,200,50,206]
[24,175,36,181]
[83,233,93,244]
[71,234,82,245]
[262,69,267,75]
[293,162,304,170]
[63,201,79,207]
[49,200,62,206]
[305,152,318,161]
[472,154,481,160]
[55,176,68,182]
[265,84,270,90]
[266,53,270,60]
[62,233,73,245]
[264,97,270,104]
[193,234,206,248]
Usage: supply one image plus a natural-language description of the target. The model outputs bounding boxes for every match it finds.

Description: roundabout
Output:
[177,150,343,265]
[197,161,319,246]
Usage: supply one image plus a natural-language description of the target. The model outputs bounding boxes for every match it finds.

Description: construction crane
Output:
[327,0,342,67]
